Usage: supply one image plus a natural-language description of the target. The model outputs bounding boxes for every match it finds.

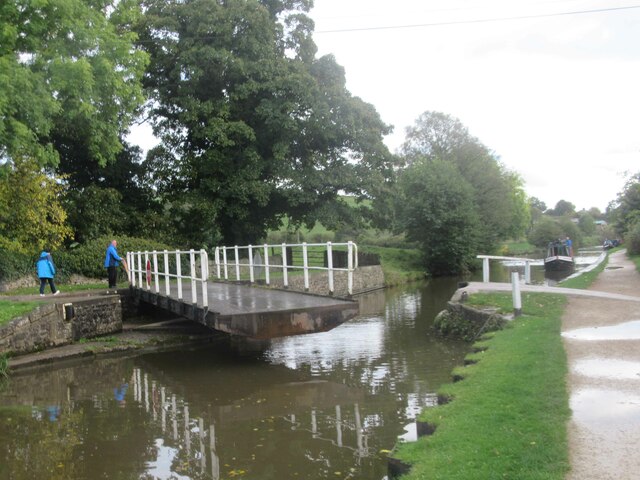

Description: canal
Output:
[0,250,597,480]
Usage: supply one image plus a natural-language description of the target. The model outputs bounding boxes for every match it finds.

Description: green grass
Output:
[0,300,41,327]
[630,253,640,272]
[500,239,537,256]
[361,246,425,285]
[1,281,128,296]
[394,292,570,480]
[559,250,610,289]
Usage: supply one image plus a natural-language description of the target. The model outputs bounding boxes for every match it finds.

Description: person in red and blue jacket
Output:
[36,248,59,296]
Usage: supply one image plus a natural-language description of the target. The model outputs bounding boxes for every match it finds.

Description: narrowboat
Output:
[544,240,575,271]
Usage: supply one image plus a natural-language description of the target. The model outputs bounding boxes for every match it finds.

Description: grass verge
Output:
[1,281,128,296]
[559,250,610,289]
[394,292,570,480]
[0,300,41,328]
[361,246,425,285]
[630,253,640,273]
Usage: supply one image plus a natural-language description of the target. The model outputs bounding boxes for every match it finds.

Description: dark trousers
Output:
[39,277,57,294]
[107,266,118,288]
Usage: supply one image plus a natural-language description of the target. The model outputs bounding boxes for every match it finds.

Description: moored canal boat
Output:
[544,240,575,271]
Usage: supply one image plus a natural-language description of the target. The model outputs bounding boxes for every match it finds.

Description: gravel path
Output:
[562,249,640,480]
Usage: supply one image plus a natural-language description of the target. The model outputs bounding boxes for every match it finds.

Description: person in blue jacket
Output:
[36,248,59,296]
[104,239,124,289]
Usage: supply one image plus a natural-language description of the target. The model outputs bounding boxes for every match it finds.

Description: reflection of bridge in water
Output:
[129,366,373,479]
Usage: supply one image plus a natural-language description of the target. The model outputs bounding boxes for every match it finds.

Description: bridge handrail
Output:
[477,254,540,284]
[214,241,358,295]
[126,249,209,308]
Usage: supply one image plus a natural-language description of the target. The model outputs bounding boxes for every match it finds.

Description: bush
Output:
[0,249,37,282]
[625,221,640,255]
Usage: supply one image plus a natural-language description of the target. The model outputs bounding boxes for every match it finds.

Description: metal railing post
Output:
[153,251,160,293]
[302,242,309,291]
[263,244,270,285]
[215,247,221,280]
[200,249,208,309]
[327,242,334,294]
[144,252,150,289]
[483,257,490,283]
[234,246,240,281]
[176,251,183,301]
[281,243,288,288]
[164,250,170,296]
[248,244,254,283]
[222,247,228,280]
[189,249,197,304]
[347,241,354,295]
[137,252,143,287]
[127,252,133,286]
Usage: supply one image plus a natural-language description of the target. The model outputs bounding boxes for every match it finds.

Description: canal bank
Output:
[390,249,640,480]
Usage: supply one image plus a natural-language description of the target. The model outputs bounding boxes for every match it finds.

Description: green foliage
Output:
[527,216,573,248]
[549,199,576,216]
[399,111,529,255]
[0,159,72,253]
[624,220,640,255]
[0,249,35,283]
[137,0,394,246]
[1,0,148,169]
[611,172,640,239]
[395,293,570,480]
[396,158,481,275]
[360,245,425,284]
[433,309,506,342]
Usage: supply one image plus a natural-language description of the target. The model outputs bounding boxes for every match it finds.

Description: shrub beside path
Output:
[562,249,640,480]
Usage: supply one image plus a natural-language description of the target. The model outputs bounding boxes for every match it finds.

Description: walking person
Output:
[104,239,125,291]
[36,248,60,296]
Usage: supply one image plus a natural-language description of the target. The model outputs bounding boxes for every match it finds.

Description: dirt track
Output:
[562,250,640,480]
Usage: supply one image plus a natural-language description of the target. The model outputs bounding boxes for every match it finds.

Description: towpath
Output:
[561,249,640,480]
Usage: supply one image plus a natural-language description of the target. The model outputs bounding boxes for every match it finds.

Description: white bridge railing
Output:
[126,249,209,308]
[477,255,539,285]
[214,241,358,295]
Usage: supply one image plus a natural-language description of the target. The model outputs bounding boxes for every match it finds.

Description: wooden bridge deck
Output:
[132,282,359,339]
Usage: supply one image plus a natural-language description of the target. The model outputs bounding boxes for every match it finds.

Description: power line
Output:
[315,4,640,34]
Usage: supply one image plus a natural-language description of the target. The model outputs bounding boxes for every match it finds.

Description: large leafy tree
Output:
[396,158,480,275]
[137,0,394,246]
[0,0,148,169]
[400,111,528,253]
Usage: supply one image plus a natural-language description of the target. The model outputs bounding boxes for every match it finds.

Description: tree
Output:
[400,111,527,252]
[0,159,72,253]
[396,158,480,275]
[610,172,640,238]
[550,200,575,217]
[0,0,148,169]
[137,0,394,246]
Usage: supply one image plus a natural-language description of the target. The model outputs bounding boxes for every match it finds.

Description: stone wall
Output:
[0,296,122,356]
[264,265,385,297]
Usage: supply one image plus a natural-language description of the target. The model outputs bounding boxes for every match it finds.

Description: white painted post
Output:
[137,252,143,287]
[176,251,183,300]
[164,250,170,296]
[327,242,334,294]
[153,251,160,293]
[248,245,254,283]
[189,249,197,304]
[281,243,288,288]
[222,247,228,280]
[234,245,240,281]
[144,252,150,290]
[511,272,522,317]
[200,249,208,309]
[483,257,490,283]
[215,247,221,280]
[302,242,309,291]
[525,260,531,284]
[127,252,134,286]
[263,244,270,285]
[347,241,354,295]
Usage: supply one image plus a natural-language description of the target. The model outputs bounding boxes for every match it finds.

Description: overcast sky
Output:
[309,0,640,212]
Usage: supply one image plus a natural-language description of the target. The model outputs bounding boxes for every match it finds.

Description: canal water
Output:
[0,250,596,480]
[0,278,470,480]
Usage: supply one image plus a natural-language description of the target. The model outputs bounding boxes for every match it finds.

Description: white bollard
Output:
[511,272,522,317]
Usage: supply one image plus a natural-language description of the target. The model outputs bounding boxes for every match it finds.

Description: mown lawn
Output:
[393,292,570,480]
[0,300,41,328]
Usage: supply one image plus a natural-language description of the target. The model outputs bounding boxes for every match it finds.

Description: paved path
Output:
[561,249,640,480]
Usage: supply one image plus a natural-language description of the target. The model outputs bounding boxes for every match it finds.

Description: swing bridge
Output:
[125,242,361,339]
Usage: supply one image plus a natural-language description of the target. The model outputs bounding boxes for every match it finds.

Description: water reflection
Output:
[0,282,468,480]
